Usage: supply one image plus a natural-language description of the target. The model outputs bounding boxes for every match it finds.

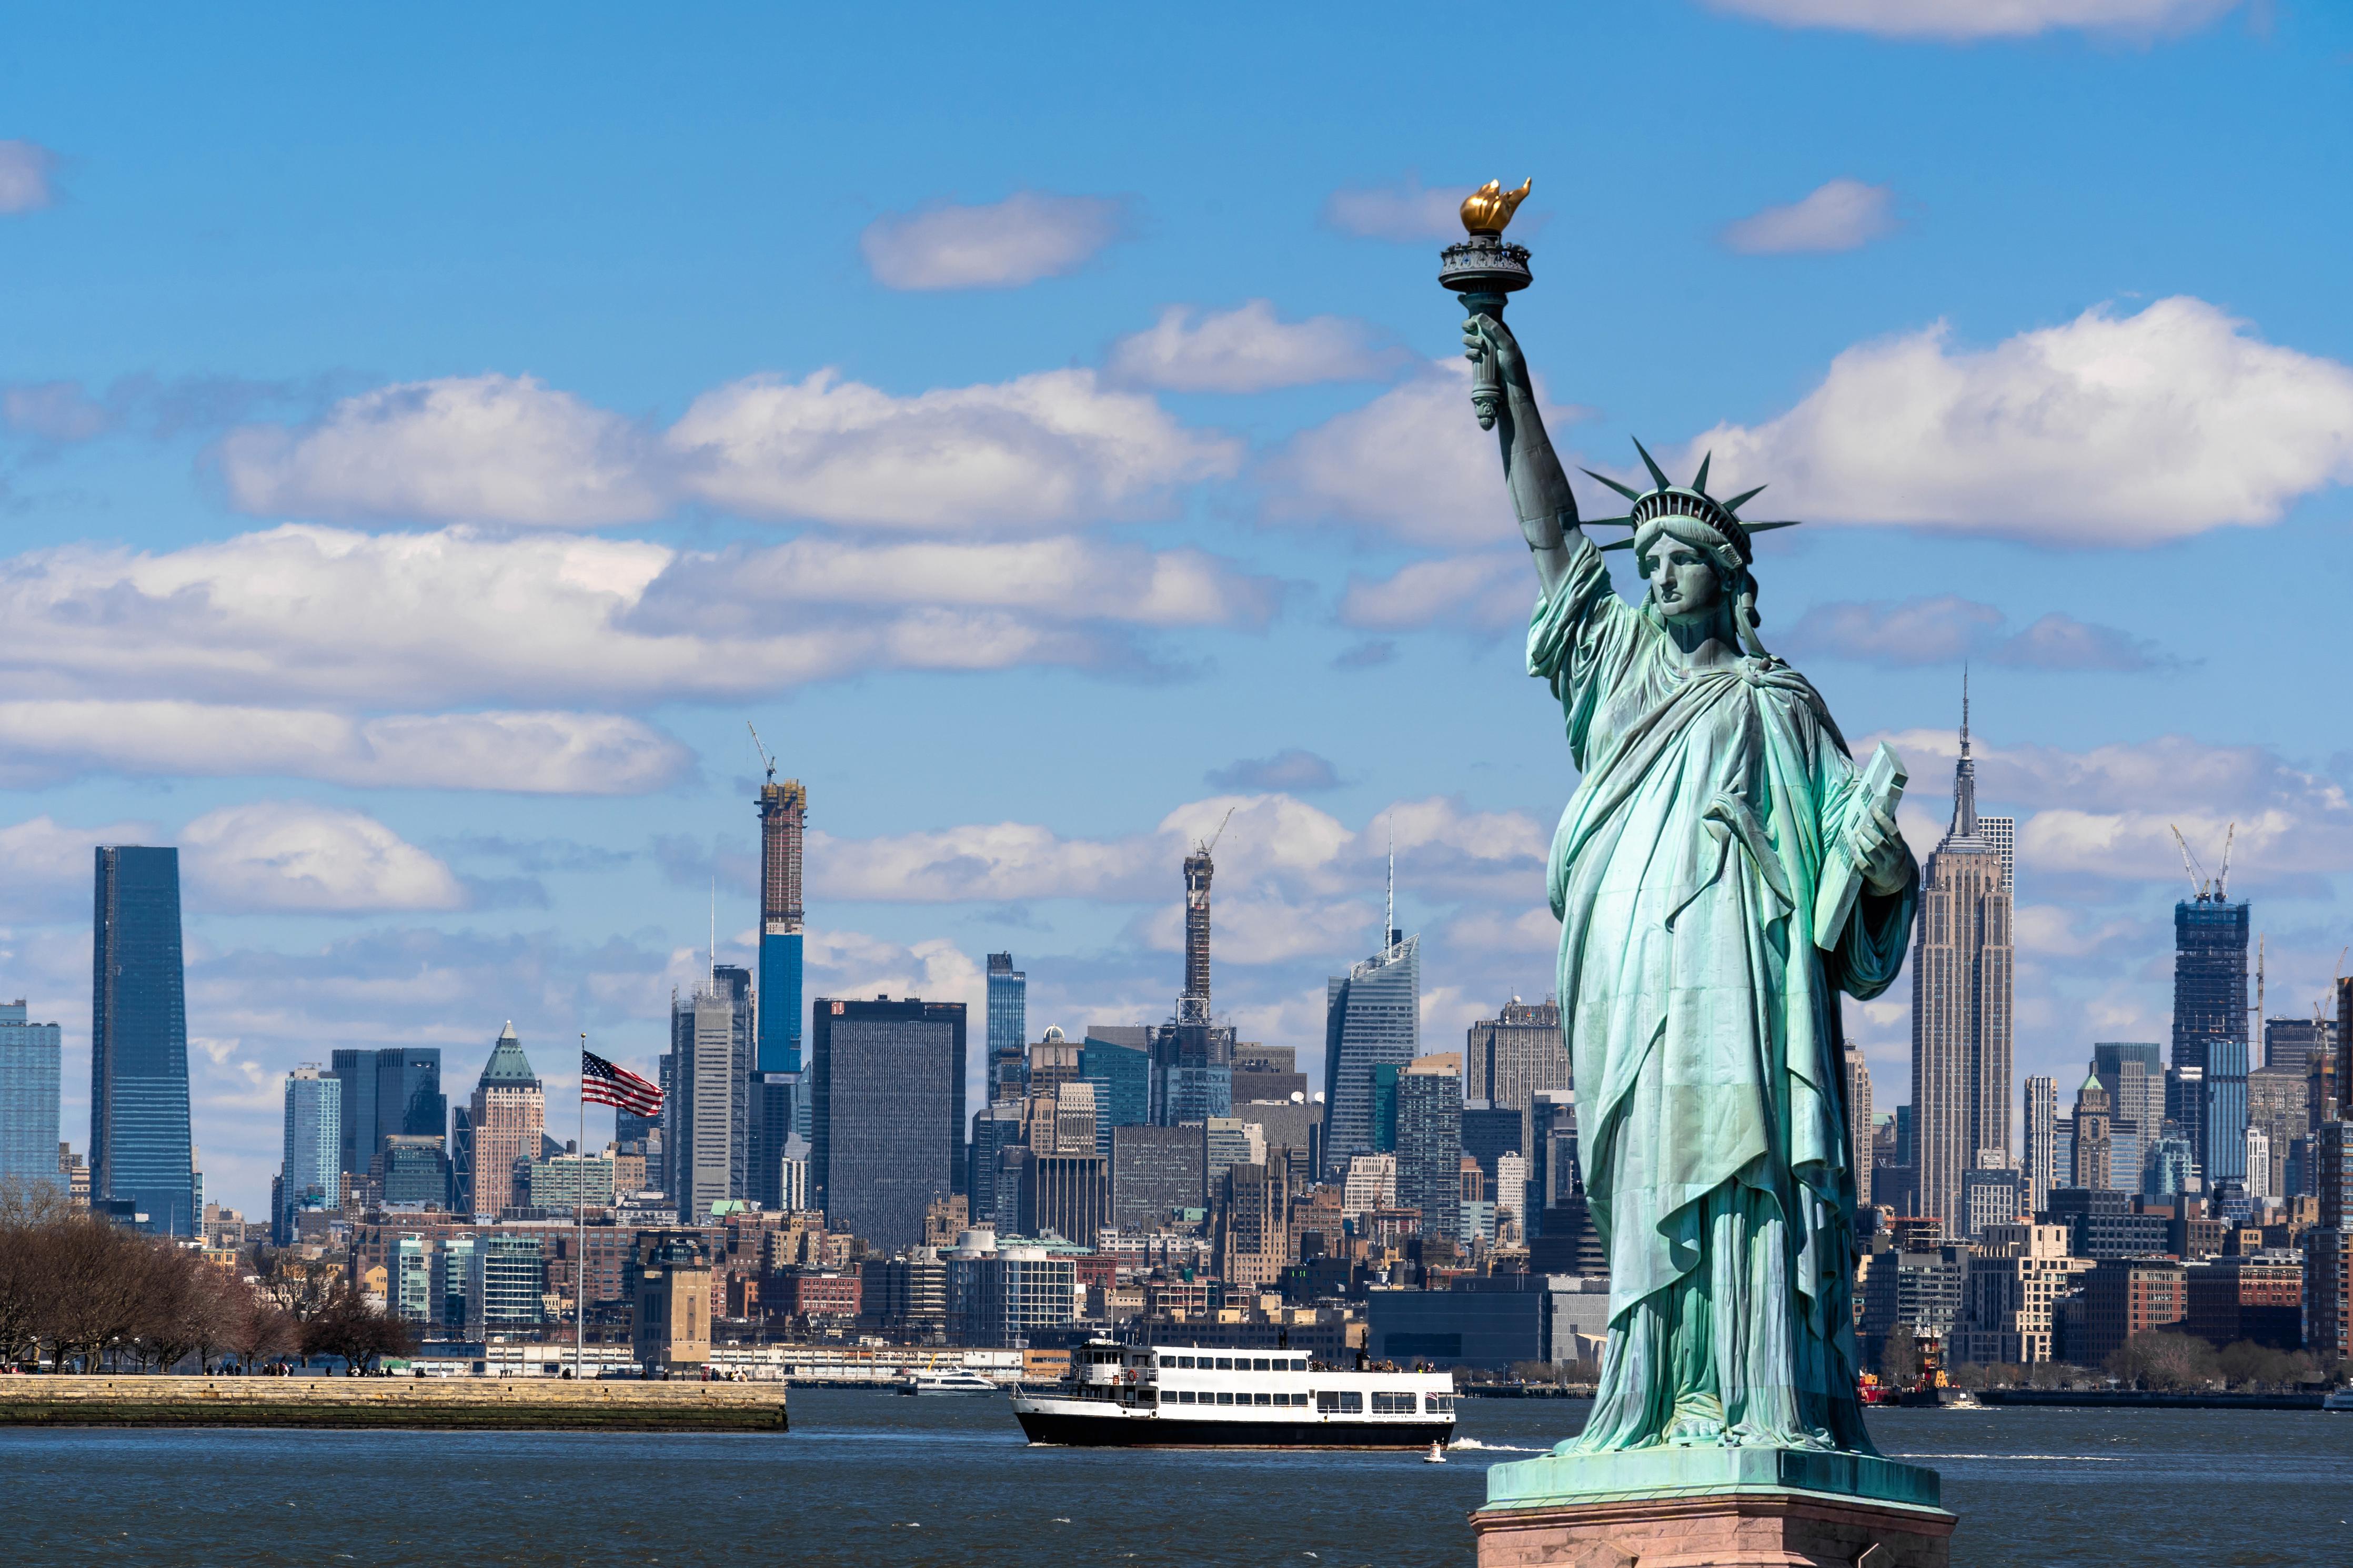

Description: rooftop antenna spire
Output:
[1949,665,1979,839]
[1385,814,1396,955]
[710,875,717,984]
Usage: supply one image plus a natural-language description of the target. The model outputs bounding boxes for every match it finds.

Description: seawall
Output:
[0,1375,788,1431]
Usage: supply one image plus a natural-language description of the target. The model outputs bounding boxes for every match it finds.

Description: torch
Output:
[1439,179,1533,430]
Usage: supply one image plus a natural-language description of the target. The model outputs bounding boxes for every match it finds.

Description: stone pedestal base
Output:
[1471,1446,1953,1568]
[1471,1487,1954,1568]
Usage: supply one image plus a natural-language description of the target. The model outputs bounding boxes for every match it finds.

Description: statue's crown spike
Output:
[1692,451,1712,494]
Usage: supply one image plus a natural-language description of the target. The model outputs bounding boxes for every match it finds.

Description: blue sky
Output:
[3,1,2349,1214]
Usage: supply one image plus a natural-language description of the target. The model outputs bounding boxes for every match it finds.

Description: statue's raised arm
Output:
[1462,313,1579,602]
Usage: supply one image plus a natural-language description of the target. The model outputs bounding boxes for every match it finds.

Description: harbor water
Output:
[5,1387,2348,1566]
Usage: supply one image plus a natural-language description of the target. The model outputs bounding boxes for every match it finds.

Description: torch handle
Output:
[1456,287,1509,432]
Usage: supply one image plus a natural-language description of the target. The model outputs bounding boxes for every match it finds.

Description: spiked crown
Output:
[1584,439,1799,566]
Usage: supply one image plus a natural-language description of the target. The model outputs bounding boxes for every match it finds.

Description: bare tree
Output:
[37,1218,146,1373]
[300,1284,418,1374]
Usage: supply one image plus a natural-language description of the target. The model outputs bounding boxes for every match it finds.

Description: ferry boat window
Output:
[1179,1355,1195,1368]
[1426,1394,1455,1414]
[1251,1357,1269,1371]
[1316,1390,1363,1414]
[1253,1392,1271,1405]
[1215,1357,1233,1370]
[1215,1390,1235,1405]
[1372,1392,1415,1414]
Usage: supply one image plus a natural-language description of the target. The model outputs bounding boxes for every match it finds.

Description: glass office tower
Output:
[91,845,195,1236]
[1,1000,66,1196]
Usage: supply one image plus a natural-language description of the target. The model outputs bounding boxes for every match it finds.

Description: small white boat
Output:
[2324,1389,2353,1412]
[901,1370,999,1395]
[1423,1441,1447,1463]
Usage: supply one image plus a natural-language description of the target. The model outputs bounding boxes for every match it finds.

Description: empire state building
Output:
[1908,682,2014,1236]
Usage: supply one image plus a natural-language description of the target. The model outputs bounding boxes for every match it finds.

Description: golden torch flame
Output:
[1460,178,1531,237]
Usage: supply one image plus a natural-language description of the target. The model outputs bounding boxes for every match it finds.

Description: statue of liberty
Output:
[1461,309,1920,1456]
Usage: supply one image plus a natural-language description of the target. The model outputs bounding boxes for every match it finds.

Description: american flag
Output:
[580,1048,661,1117]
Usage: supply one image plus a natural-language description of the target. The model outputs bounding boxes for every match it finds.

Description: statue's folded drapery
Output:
[1529,535,1916,1453]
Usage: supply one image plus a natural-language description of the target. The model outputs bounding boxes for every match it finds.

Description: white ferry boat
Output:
[901,1369,998,1395]
[1012,1340,1456,1449]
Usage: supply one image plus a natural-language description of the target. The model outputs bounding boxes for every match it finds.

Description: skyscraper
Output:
[672,967,751,1222]
[1908,686,2014,1236]
[987,953,1027,1087]
[1180,825,1219,1026]
[2023,1075,2057,1213]
[810,995,966,1252]
[328,1048,378,1185]
[279,1065,340,1241]
[1465,996,1569,1164]
[91,845,195,1236]
[465,1024,544,1218]
[2172,884,2248,1177]
[1,1000,64,1198]
[1321,933,1420,1179]
[374,1049,446,1160]
[2091,1043,2162,1193]
[1395,1051,1463,1241]
[756,770,807,1074]
[2069,1072,2113,1193]
[1843,1047,1874,1208]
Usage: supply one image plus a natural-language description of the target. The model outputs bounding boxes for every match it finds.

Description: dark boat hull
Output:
[1015,1408,1454,1449]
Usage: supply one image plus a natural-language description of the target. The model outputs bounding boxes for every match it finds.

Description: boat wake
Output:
[1447,1439,1546,1453]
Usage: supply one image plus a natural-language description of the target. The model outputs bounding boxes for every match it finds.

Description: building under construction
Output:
[753,732,807,1075]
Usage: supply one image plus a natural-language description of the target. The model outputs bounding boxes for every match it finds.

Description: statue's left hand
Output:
[1851,802,1911,897]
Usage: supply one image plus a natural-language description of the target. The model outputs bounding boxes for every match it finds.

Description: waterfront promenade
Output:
[0,1374,787,1431]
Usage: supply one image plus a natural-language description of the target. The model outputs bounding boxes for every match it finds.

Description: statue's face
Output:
[1645,544,1722,621]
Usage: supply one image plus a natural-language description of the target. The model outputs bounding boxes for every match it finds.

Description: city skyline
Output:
[5,7,2353,1216]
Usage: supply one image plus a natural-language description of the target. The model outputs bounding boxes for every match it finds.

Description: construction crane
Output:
[2169,825,2210,900]
[1195,804,1236,857]
[747,721,776,786]
[2169,821,2237,903]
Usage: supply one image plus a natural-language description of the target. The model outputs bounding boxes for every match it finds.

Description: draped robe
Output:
[1529,536,1917,1453]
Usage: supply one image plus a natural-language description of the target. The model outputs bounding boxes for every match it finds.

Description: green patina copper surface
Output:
[1447,233,1929,1502]
[1481,1444,1942,1513]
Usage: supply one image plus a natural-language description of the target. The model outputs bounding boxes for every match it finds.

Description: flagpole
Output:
[577,1031,587,1383]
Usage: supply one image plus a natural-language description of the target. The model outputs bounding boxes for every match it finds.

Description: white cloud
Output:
[0,523,1276,710]
[858,191,1125,291]
[1263,360,1570,546]
[214,363,1238,533]
[181,802,465,914]
[1783,595,2164,670]
[803,929,983,1012]
[0,814,158,919]
[1720,179,1897,255]
[1703,0,2241,39]
[815,791,1543,909]
[217,375,666,526]
[1107,301,1394,393]
[0,140,57,214]
[1339,551,1531,634]
[1877,729,2353,886]
[668,368,1239,530]
[1684,298,2353,543]
[0,701,687,793]
[1321,176,1473,242]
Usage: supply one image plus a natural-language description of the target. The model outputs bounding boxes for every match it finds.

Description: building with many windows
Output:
[2023,1075,2057,1214]
[274,1065,340,1242]
[470,1231,547,1333]
[757,774,807,1074]
[950,1235,1080,1349]
[1321,933,1420,1179]
[0,1001,64,1199]
[1395,1052,1463,1242]
[811,995,966,1253]
[465,1024,545,1219]
[1951,1222,2090,1365]
[672,972,750,1221]
[1108,1123,1204,1231]
[91,845,195,1236]
[1908,695,2013,1240]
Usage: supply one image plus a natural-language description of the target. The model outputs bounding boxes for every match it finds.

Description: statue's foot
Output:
[1664,1413,1725,1446]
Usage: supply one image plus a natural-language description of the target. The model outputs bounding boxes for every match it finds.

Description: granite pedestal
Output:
[1469,1445,1954,1568]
